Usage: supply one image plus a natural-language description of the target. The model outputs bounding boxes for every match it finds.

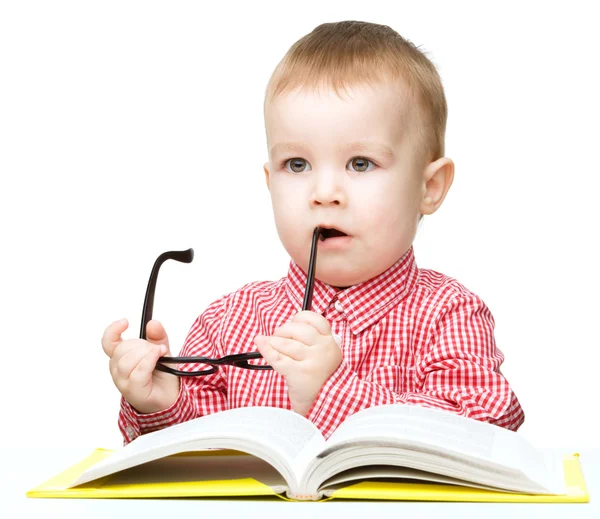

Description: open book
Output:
[43,404,587,502]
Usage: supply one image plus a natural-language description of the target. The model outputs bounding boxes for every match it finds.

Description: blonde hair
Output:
[264,20,447,165]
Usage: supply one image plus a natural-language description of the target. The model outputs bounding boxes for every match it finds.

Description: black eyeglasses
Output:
[140,226,324,376]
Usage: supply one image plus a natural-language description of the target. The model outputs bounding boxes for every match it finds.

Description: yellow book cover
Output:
[27,448,588,502]
[26,405,591,503]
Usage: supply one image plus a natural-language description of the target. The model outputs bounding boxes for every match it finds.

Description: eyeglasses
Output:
[140,226,324,376]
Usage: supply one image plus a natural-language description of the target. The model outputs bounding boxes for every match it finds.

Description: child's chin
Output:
[316,267,358,288]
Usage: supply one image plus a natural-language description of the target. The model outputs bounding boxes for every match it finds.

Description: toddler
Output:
[102,20,525,445]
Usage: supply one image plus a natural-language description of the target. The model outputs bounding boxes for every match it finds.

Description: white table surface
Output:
[5,447,598,518]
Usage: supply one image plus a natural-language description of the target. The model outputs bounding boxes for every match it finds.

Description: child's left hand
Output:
[254,311,342,416]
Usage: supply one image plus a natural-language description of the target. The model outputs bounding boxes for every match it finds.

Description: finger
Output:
[291,310,331,336]
[255,338,294,376]
[109,344,144,382]
[271,322,319,346]
[145,320,171,350]
[129,344,167,386]
[114,346,149,379]
[101,318,129,358]
[265,336,307,361]
[111,338,146,365]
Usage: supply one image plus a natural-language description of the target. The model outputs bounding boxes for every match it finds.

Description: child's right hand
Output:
[101,318,181,414]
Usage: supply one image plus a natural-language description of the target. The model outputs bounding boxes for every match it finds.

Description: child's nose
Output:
[311,170,346,205]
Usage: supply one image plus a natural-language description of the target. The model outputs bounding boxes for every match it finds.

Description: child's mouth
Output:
[319,228,348,241]
[318,227,352,249]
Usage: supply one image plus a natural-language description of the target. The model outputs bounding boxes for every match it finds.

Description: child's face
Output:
[263,81,452,289]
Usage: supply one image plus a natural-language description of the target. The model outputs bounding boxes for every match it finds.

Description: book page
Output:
[306,404,565,494]
[325,404,497,459]
[72,406,324,490]
[106,453,288,491]
[319,465,525,493]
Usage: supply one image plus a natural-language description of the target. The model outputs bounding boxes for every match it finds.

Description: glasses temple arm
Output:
[140,248,194,340]
[302,227,321,312]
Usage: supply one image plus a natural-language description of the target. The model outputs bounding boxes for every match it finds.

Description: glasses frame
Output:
[139,226,323,376]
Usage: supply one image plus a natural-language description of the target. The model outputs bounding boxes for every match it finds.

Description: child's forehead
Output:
[267,80,416,128]
[269,80,412,109]
[265,82,417,145]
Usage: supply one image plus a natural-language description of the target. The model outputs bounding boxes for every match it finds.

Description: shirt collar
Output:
[284,245,419,335]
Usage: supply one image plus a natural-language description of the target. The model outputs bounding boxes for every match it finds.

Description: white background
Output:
[1,0,598,450]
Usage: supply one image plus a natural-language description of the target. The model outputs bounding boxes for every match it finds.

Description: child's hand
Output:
[101,318,180,414]
[254,311,342,416]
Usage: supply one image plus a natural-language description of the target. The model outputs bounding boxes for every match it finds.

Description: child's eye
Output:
[282,158,312,173]
[281,156,376,174]
[348,157,375,173]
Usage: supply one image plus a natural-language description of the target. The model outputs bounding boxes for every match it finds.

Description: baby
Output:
[102,20,525,445]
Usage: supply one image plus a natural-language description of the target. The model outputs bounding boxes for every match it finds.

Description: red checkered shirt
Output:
[118,245,525,444]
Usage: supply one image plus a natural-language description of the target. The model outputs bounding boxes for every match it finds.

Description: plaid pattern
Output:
[118,246,524,444]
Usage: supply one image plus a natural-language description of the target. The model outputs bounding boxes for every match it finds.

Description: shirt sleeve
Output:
[117,293,231,445]
[305,292,525,439]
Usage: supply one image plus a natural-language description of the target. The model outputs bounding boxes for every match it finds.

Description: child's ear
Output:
[263,161,271,191]
[420,157,454,215]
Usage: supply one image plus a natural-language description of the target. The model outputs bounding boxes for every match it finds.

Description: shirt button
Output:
[332,333,342,345]
[126,426,135,437]
[334,300,344,313]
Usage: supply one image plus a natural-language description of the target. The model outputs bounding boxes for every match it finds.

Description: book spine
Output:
[285,490,323,501]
